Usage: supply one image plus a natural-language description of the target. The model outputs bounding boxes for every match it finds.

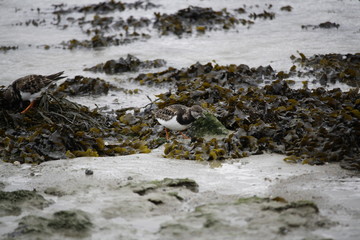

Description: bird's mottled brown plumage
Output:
[155,104,203,130]
[12,71,65,96]
[3,71,65,113]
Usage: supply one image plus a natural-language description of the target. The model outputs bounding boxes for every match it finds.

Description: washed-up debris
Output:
[53,0,160,15]
[55,3,281,49]
[290,52,360,87]
[10,2,289,49]
[55,76,119,96]
[140,58,359,170]
[249,10,275,20]
[154,6,240,36]
[0,89,152,163]
[134,62,276,86]
[280,5,293,12]
[0,46,18,52]
[1,53,359,170]
[301,21,340,30]
[61,32,151,49]
[85,169,94,175]
[154,68,360,167]
[84,54,166,74]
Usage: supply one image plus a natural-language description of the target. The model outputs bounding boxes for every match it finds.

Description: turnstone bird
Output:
[4,71,65,113]
[155,104,204,139]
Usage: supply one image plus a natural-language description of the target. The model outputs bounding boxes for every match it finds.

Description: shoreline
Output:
[1,152,359,239]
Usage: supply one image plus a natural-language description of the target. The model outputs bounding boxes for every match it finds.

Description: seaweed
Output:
[84,54,166,74]
[132,178,199,196]
[0,190,52,216]
[291,52,360,87]
[9,2,291,50]
[249,10,275,20]
[1,53,360,171]
[154,6,239,36]
[0,89,155,163]
[280,6,293,12]
[0,46,18,52]
[136,59,360,170]
[6,210,92,239]
[302,21,340,30]
[61,32,151,49]
[53,0,160,15]
[54,75,119,96]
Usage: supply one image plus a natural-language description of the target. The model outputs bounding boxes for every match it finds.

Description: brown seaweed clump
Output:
[291,52,360,87]
[133,59,359,170]
[62,32,151,49]
[1,54,360,171]
[53,0,160,15]
[134,62,276,87]
[0,87,157,163]
[54,3,282,49]
[0,46,18,52]
[154,6,239,36]
[301,21,340,30]
[84,54,166,74]
[54,76,119,96]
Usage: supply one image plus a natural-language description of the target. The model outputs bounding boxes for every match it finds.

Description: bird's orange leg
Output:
[165,128,170,140]
[21,101,35,114]
[180,131,190,139]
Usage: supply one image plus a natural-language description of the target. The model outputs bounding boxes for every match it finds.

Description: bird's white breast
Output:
[20,90,43,102]
[156,116,190,131]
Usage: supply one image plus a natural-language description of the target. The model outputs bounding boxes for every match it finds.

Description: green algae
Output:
[132,178,199,196]
[159,195,334,240]
[0,190,52,217]
[236,196,267,204]
[48,210,93,233]
[5,210,92,239]
[262,200,319,213]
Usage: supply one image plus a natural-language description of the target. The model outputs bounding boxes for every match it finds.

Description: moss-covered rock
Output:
[189,112,229,138]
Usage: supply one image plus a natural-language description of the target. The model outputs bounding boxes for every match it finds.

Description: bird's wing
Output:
[46,71,66,81]
[155,106,179,121]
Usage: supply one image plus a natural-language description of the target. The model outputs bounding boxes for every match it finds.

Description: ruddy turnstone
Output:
[4,71,65,113]
[155,104,204,139]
